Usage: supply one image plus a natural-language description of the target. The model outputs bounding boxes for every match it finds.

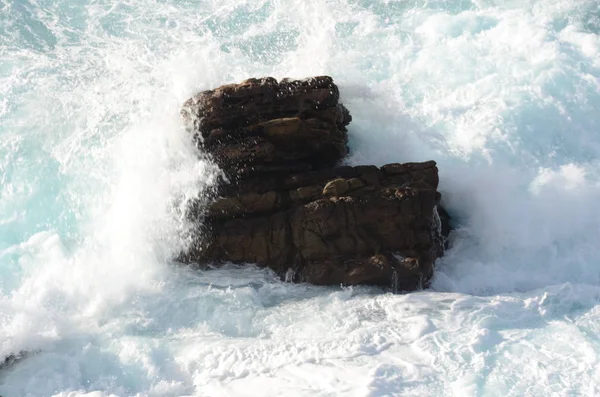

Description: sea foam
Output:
[1,0,599,395]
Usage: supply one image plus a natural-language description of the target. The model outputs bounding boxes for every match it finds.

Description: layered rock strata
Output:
[180,76,449,291]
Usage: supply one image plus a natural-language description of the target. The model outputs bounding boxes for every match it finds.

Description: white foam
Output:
[1,0,600,396]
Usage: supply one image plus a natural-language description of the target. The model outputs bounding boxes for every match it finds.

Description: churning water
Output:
[1,0,600,395]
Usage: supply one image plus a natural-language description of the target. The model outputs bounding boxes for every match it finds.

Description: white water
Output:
[1,0,599,395]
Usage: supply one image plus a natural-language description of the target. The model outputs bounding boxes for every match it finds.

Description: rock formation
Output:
[180,76,450,291]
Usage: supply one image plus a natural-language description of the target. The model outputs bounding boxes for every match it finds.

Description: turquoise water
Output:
[1,0,600,395]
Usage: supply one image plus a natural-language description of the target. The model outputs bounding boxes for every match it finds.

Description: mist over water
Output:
[1,0,600,395]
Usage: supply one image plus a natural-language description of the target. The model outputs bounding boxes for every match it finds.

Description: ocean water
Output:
[1,0,599,395]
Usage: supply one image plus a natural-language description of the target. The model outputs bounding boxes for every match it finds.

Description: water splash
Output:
[1,0,599,396]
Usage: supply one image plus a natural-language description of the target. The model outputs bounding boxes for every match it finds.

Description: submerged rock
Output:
[0,351,30,371]
[180,76,450,291]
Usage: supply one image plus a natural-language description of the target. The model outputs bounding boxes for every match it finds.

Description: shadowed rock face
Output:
[180,76,450,291]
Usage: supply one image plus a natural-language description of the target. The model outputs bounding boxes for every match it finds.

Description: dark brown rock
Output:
[180,76,450,291]
[182,76,351,179]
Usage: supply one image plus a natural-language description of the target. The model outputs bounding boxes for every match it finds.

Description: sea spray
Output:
[1,0,599,395]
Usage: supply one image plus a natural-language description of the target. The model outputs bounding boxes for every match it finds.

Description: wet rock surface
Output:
[180,76,449,291]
